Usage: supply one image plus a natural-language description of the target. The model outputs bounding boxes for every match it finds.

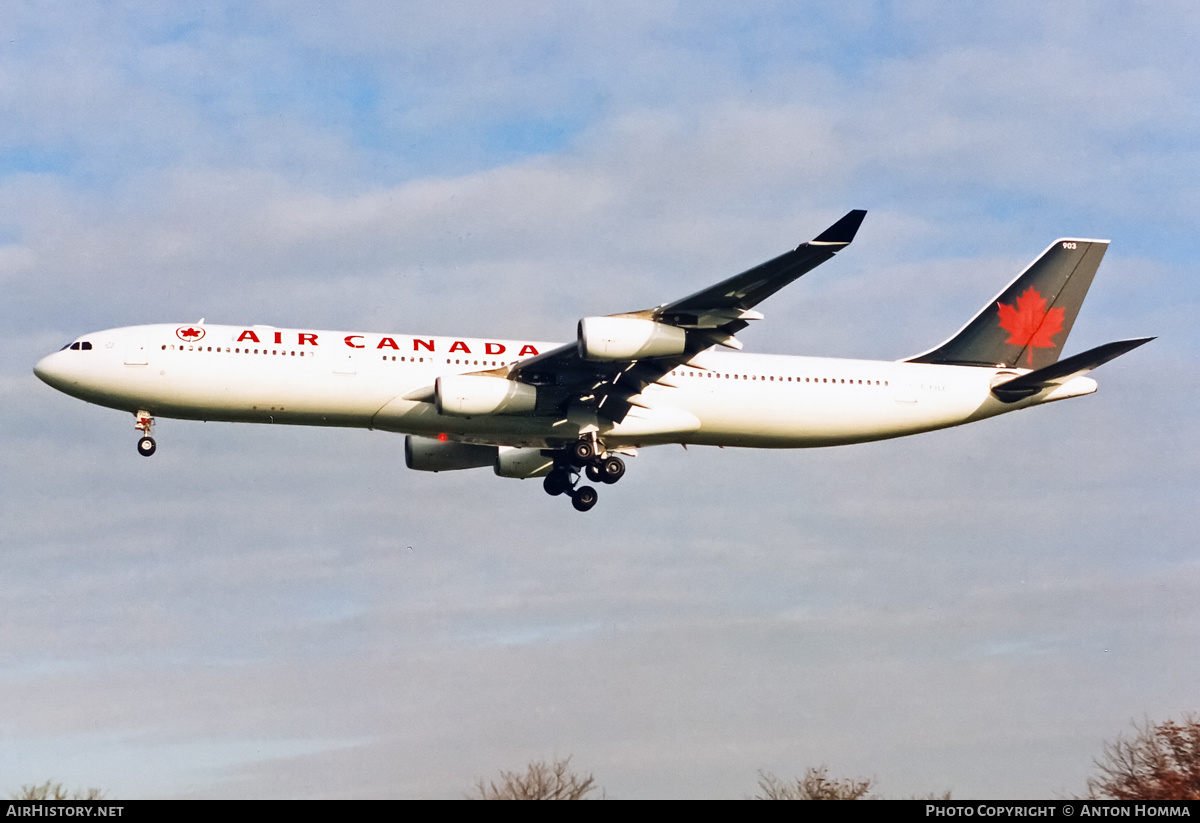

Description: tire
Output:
[585,462,604,483]
[137,436,157,457]
[543,469,570,496]
[570,439,595,466]
[571,485,598,512]
[601,456,625,484]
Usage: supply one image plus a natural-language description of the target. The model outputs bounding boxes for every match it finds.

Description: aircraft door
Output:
[890,380,917,404]
[333,352,356,375]
[124,343,148,365]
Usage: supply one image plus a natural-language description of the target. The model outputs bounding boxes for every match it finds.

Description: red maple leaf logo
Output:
[179,328,201,338]
[997,287,1064,366]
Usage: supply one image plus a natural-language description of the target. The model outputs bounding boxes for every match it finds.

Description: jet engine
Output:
[404,435,496,472]
[494,447,555,478]
[435,375,537,417]
[577,316,687,361]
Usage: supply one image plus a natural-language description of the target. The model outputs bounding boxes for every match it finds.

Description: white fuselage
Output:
[33,323,1098,451]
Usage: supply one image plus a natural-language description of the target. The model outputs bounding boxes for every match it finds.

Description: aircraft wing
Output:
[656,208,867,329]
[503,210,867,423]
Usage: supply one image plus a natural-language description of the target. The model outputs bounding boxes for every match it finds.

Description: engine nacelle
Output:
[404,435,496,472]
[577,316,687,361]
[435,375,537,417]
[494,447,555,479]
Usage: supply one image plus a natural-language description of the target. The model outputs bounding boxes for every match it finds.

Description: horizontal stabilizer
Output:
[991,337,1154,403]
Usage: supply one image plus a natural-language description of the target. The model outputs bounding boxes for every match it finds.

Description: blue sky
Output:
[2,1,1197,798]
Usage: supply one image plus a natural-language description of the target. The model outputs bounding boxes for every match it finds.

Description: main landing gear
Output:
[542,438,627,512]
[135,410,156,457]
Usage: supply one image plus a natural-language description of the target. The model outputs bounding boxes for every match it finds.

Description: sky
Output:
[1,0,1198,799]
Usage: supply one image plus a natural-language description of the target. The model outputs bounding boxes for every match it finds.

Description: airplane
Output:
[33,210,1152,512]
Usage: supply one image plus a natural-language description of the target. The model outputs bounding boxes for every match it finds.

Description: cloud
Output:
[1,1,1197,799]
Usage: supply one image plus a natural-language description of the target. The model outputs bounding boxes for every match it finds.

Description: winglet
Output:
[810,209,867,246]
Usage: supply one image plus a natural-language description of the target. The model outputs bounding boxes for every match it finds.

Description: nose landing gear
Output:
[134,411,156,457]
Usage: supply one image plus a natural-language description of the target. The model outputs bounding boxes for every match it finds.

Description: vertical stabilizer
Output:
[908,239,1108,369]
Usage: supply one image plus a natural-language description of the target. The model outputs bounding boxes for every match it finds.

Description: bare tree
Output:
[756,766,874,800]
[1087,716,1200,800]
[13,781,105,801]
[469,757,601,800]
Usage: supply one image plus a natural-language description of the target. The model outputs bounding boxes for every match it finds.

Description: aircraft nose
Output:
[33,350,71,389]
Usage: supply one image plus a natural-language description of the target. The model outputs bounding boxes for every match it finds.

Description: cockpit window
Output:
[69,342,80,350]
[66,341,92,351]
[81,341,92,350]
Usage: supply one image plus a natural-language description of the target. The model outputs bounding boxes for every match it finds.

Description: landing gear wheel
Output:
[570,439,596,466]
[543,469,571,496]
[571,485,599,512]
[600,455,625,484]
[585,461,604,483]
[137,436,157,457]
